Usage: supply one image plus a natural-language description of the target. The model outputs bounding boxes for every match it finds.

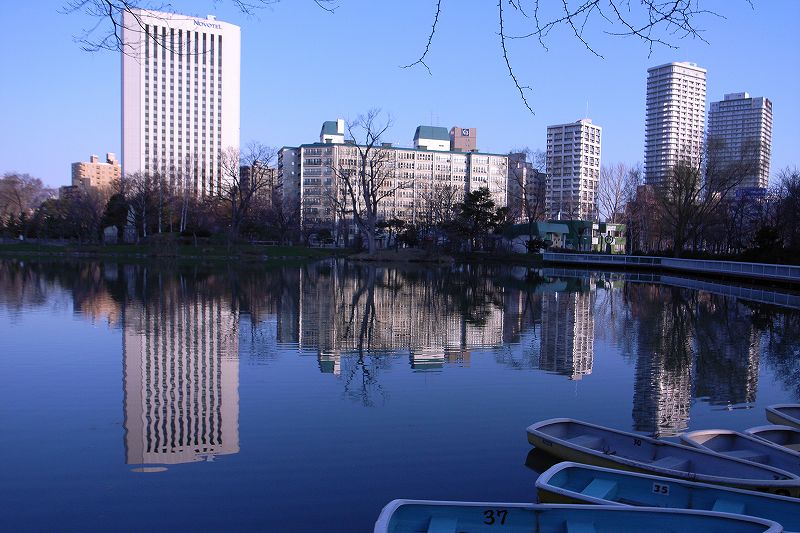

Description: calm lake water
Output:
[1,259,799,531]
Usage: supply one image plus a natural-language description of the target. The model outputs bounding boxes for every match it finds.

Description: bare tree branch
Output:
[401,0,442,75]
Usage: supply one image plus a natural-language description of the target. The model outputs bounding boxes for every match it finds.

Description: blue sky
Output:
[1,1,798,188]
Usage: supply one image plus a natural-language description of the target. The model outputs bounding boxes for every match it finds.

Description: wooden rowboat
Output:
[746,426,800,454]
[373,499,784,532]
[681,429,800,475]
[535,462,800,532]
[526,418,800,497]
[767,405,800,430]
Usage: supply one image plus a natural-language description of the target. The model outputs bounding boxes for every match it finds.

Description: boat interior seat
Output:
[567,435,604,449]
[725,449,767,462]
[426,516,457,533]
[650,456,689,471]
[711,498,746,515]
[566,521,597,533]
[581,478,618,500]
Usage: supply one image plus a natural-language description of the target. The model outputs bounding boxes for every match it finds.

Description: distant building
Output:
[449,127,477,152]
[58,185,81,200]
[545,119,601,220]
[71,153,120,192]
[279,119,509,235]
[121,9,241,196]
[644,62,707,186]
[240,162,278,205]
[413,126,450,151]
[708,92,772,190]
[507,152,546,222]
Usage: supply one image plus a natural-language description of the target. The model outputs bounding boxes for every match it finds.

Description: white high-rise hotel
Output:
[122,10,240,196]
[644,62,706,186]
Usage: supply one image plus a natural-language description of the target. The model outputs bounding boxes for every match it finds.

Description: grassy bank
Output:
[0,242,347,263]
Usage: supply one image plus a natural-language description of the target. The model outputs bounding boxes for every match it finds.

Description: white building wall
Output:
[121,9,240,196]
[545,119,602,220]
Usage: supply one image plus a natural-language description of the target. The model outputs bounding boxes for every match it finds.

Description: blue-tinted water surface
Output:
[1,259,798,531]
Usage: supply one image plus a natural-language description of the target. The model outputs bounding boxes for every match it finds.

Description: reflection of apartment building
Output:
[123,294,239,465]
[708,92,773,190]
[644,62,707,186]
[633,350,692,438]
[539,290,595,380]
[545,119,601,221]
[279,120,509,231]
[284,264,505,359]
[71,153,121,192]
[695,309,760,406]
[631,295,693,438]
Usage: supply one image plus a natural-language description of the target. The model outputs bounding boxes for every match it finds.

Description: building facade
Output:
[707,92,773,190]
[449,126,477,152]
[507,152,546,222]
[72,153,121,192]
[280,120,509,233]
[644,62,707,186]
[545,119,601,221]
[121,9,240,196]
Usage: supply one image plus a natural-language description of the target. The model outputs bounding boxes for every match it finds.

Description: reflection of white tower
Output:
[540,291,594,380]
[633,351,691,438]
[123,294,239,465]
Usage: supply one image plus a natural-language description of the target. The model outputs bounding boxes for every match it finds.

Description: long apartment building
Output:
[121,9,241,196]
[644,62,707,186]
[708,92,773,190]
[279,120,509,231]
[545,119,601,221]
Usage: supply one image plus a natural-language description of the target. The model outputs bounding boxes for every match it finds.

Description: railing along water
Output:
[541,253,800,284]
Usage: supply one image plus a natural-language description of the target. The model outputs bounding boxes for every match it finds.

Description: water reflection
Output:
[1,259,799,445]
[122,280,239,466]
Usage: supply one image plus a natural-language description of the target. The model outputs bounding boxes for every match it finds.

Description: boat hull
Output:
[527,418,800,497]
[535,462,800,532]
[681,429,800,475]
[767,405,800,430]
[746,425,800,454]
[374,500,783,533]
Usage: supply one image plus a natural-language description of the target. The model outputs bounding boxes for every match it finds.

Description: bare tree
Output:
[62,1,337,52]
[66,1,727,112]
[407,1,723,112]
[420,183,460,243]
[598,162,638,223]
[328,110,409,255]
[506,149,546,249]
[124,170,157,240]
[656,141,756,256]
[218,143,278,242]
[0,173,53,219]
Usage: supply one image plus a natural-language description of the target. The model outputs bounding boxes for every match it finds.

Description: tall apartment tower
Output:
[121,10,241,196]
[708,92,773,190]
[545,119,601,221]
[644,62,707,186]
